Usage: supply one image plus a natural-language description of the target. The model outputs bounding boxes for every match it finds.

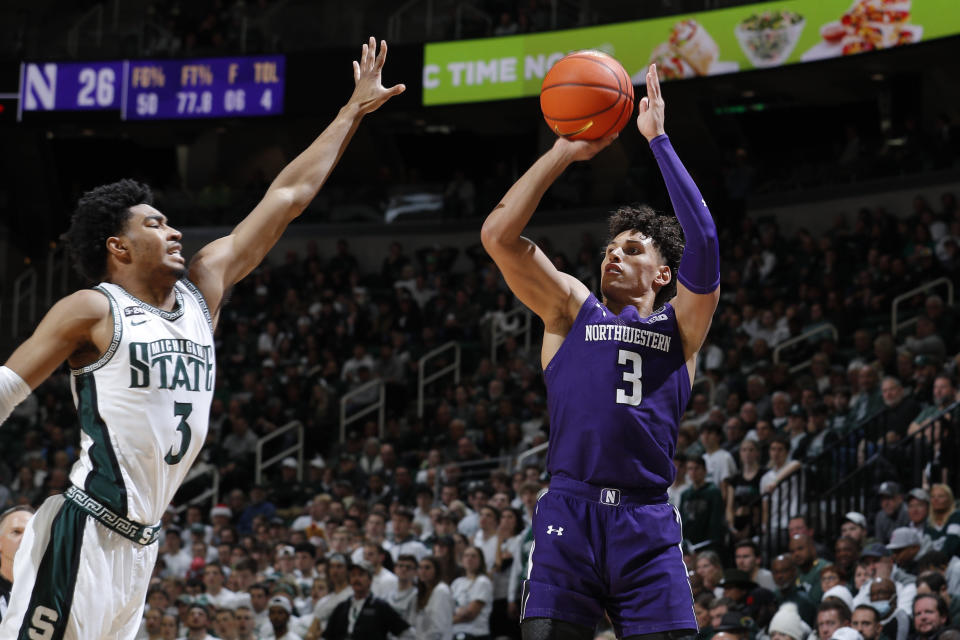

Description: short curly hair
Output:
[64,179,153,282]
[606,204,685,308]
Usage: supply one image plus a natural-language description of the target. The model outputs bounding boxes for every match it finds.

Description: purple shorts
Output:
[520,476,698,637]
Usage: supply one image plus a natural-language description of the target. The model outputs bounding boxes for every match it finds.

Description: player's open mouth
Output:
[605,265,622,274]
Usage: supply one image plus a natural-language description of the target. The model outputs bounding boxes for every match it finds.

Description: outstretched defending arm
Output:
[637,63,720,359]
[189,37,405,325]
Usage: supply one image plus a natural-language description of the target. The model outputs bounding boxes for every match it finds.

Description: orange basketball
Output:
[540,51,635,141]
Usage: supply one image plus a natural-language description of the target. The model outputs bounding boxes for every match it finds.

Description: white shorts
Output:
[0,493,158,640]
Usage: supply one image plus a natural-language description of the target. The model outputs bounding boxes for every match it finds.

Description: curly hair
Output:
[606,204,685,308]
[64,179,153,282]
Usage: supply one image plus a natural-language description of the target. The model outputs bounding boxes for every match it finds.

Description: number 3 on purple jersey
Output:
[616,349,642,405]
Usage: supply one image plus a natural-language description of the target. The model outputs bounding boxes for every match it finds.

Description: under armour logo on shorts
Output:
[546,525,564,536]
[600,488,621,506]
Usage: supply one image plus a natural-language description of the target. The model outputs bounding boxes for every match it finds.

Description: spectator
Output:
[912,594,951,640]
[849,366,884,425]
[817,600,852,640]
[875,377,921,443]
[235,605,258,640]
[791,534,830,602]
[450,546,493,639]
[265,596,300,640]
[362,542,397,599]
[735,540,777,591]
[323,561,410,640]
[866,577,910,640]
[851,604,883,640]
[769,602,812,640]
[927,484,960,557]
[202,564,239,609]
[772,554,818,626]
[472,504,500,568]
[696,551,725,598]
[761,435,803,542]
[309,554,352,634]
[841,513,870,547]
[834,538,862,586]
[384,554,418,627]
[680,455,726,551]
[719,569,757,607]
[390,508,429,562]
[876,483,911,545]
[724,437,763,544]
[183,604,214,640]
[490,506,524,640]
[887,528,923,579]
[414,556,454,640]
[700,422,738,488]
[820,565,844,599]
[916,572,960,628]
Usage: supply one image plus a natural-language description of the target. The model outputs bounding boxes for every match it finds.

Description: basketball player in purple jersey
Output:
[481,65,719,640]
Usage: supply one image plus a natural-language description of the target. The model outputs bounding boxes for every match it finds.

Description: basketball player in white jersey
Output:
[0,38,403,640]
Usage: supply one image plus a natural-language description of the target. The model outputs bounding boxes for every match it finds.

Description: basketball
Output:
[540,51,635,141]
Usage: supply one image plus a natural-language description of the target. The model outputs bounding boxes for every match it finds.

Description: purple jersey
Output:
[544,293,690,491]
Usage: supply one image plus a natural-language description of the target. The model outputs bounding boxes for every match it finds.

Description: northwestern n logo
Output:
[601,488,620,506]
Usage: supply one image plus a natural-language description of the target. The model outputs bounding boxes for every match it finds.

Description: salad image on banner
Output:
[735,10,806,67]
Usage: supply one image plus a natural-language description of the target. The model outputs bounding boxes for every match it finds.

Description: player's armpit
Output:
[4,289,110,389]
[672,282,719,361]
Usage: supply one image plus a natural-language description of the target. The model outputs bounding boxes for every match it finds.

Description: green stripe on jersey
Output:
[17,499,86,640]
[74,373,128,515]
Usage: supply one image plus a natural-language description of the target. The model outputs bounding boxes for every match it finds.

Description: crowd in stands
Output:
[3,185,960,640]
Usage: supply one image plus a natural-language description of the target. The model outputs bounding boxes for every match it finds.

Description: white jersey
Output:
[69,279,215,525]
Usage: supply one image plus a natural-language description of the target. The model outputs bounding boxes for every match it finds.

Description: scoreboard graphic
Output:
[18,55,285,121]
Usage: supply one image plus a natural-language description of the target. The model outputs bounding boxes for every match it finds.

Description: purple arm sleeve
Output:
[649,134,720,294]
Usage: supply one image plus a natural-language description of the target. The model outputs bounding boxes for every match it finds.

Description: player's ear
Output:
[106,236,131,262]
[655,265,671,286]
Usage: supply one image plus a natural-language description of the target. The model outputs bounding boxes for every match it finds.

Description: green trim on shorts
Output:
[17,499,85,640]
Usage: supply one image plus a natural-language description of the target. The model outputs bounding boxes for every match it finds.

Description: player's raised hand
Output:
[350,37,406,115]
[637,63,666,142]
[554,133,618,163]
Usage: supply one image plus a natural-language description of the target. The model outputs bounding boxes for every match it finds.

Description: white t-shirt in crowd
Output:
[450,574,493,637]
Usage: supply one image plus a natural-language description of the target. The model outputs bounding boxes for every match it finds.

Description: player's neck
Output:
[109,270,179,310]
[0,565,12,582]
[602,292,656,317]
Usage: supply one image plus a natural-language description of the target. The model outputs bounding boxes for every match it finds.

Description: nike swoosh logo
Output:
[131,319,148,326]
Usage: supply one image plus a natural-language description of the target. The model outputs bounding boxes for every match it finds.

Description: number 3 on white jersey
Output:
[616,349,643,405]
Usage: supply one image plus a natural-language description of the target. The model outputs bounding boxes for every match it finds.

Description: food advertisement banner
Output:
[423,0,952,105]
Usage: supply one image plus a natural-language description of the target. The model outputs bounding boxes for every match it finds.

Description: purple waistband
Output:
[547,475,668,506]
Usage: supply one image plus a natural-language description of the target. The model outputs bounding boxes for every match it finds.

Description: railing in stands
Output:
[173,462,220,515]
[255,420,304,485]
[488,306,533,365]
[66,3,104,57]
[417,341,460,418]
[513,441,548,471]
[45,243,71,309]
[771,323,838,371]
[744,399,959,562]
[11,268,36,339]
[339,380,385,443]
[891,277,954,338]
[453,2,492,38]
